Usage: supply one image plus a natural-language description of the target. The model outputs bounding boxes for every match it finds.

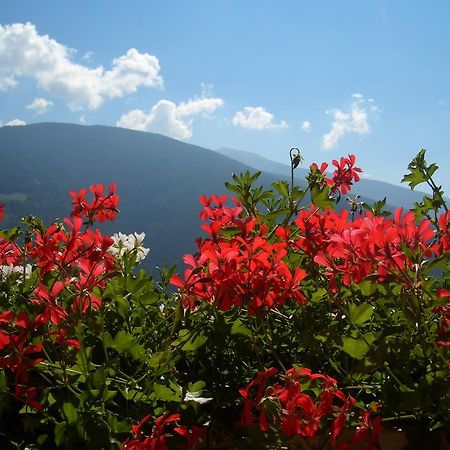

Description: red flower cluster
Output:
[171,196,306,314]
[293,207,443,289]
[70,182,119,224]
[0,183,119,411]
[0,203,4,221]
[311,154,362,195]
[239,366,382,449]
[435,289,450,351]
[0,310,44,410]
[123,411,205,450]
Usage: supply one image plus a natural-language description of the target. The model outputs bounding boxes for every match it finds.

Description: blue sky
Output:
[1,1,450,193]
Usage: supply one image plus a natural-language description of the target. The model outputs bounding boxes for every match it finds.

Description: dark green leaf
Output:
[348,303,374,325]
[342,333,376,359]
[62,402,77,424]
[231,319,252,338]
[311,186,333,210]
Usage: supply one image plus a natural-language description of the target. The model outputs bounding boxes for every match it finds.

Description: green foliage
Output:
[0,148,448,449]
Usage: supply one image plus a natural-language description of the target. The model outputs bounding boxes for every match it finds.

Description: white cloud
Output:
[0,23,163,110]
[26,97,53,114]
[82,51,94,60]
[301,120,311,132]
[4,119,26,126]
[79,115,86,124]
[321,94,376,150]
[232,106,288,130]
[0,74,17,91]
[117,94,224,139]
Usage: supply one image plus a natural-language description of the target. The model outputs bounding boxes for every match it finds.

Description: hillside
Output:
[0,123,280,274]
[0,124,426,275]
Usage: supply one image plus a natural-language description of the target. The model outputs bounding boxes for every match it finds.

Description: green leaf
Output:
[220,226,242,239]
[62,402,77,424]
[272,181,290,197]
[153,382,181,402]
[92,367,105,388]
[341,333,376,359]
[401,170,427,190]
[188,380,206,392]
[54,422,67,446]
[264,208,291,221]
[249,171,262,183]
[311,288,327,303]
[348,303,374,325]
[37,435,48,446]
[102,389,117,401]
[0,371,6,392]
[311,186,333,210]
[181,333,208,351]
[358,280,377,297]
[113,331,134,353]
[0,227,20,241]
[224,182,242,195]
[149,350,173,368]
[231,319,252,338]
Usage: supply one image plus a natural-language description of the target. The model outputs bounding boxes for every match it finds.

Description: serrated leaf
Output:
[311,186,333,210]
[272,181,290,197]
[401,170,427,190]
[153,382,181,402]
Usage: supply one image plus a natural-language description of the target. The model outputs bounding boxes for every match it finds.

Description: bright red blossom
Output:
[0,183,118,413]
[70,182,119,224]
[239,367,382,449]
[311,154,362,196]
[123,411,205,450]
[171,196,306,314]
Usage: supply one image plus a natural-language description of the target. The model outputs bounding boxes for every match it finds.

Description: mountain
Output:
[0,124,428,276]
[0,123,285,275]
[217,147,428,209]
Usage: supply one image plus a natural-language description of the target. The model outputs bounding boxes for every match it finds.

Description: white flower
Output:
[0,264,33,283]
[184,391,213,404]
[109,232,149,262]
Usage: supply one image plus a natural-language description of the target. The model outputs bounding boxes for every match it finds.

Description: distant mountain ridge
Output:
[0,123,282,273]
[216,147,428,209]
[0,123,427,274]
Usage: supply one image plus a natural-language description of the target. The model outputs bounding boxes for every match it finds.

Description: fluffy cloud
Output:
[322,94,377,150]
[0,23,163,110]
[26,97,53,114]
[0,74,17,91]
[3,119,26,126]
[232,106,288,130]
[301,120,311,132]
[117,95,224,139]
